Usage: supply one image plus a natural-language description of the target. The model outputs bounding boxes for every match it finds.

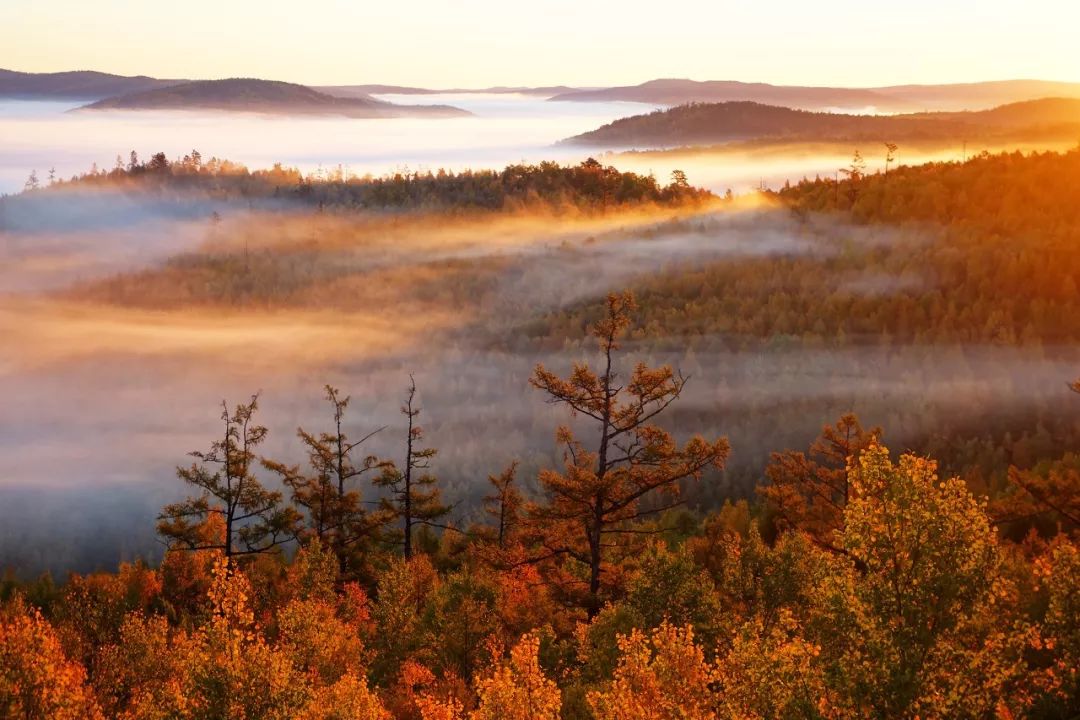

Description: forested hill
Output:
[533,149,1080,348]
[7,155,712,218]
[77,78,469,118]
[563,97,1080,148]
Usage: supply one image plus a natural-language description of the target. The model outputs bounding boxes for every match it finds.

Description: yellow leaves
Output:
[299,672,392,720]
[588,623,717,720]
[0,600,104,720]
[472,634,561,720]
[278,596,367,685]
[715,609,833,720]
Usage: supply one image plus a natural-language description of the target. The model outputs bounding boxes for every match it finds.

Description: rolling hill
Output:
[561,97,1080,148]
[0,68,184,100]
[76,78,470,118]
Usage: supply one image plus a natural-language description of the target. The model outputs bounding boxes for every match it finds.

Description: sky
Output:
[2,0,1079,88]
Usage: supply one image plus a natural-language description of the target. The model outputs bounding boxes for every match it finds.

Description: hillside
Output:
[0,68,183,100]
[562,97,1080,148]
[550,77,1080,112]
[76,78,470,118]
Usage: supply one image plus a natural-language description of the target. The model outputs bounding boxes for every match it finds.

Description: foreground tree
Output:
[819,443,1026,718]
[158,395,299,560]
[265,385,392,578]
[376,377,450,559]
[528,292,729,617]
[472,634,561,720]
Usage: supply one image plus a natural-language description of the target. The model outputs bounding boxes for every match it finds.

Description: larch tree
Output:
[758,413,880,552]
[482,462,523,550]
[264,385,393,578]
[375,376,449,558]
[527,292,729,617]
[158,394,299,561]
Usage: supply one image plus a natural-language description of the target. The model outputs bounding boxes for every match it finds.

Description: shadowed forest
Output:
[2,144,1080,718]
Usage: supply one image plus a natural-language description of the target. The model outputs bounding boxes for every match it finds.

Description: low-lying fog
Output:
[6,95,1062,202]
[2,97,1078,575]
[2,191,1079,575]
[0,95,657,195]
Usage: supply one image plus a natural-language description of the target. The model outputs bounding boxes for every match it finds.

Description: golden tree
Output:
[819,443,1024,718]
[714,609,833,719]
[471,633,561,720]
[588,622,717,720]
[528,292,729,616]
[0,600,104,720]
[176,557,310,720]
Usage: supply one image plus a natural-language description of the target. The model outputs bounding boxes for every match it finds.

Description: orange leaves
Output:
[299,672,392,720]
[0,600,103,720]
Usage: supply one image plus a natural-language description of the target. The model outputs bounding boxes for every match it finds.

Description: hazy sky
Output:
[3,0,1078,87]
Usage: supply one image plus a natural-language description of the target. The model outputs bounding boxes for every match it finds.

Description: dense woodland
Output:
[3,149,1080,718]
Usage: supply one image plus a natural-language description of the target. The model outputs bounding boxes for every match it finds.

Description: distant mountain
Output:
[550,78,1080,113]
[562,98,1080,148]
[549,79,912,112]
[0,68,184,100]
[76,78,470,118]
[320,84,583,98]
[873,80,1080,110]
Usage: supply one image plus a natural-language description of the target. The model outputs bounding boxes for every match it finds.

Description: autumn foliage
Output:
[2,292,1080,719]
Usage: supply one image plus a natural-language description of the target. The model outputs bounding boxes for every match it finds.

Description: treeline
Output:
[17,151,712,212]
[2,294,1079,719]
